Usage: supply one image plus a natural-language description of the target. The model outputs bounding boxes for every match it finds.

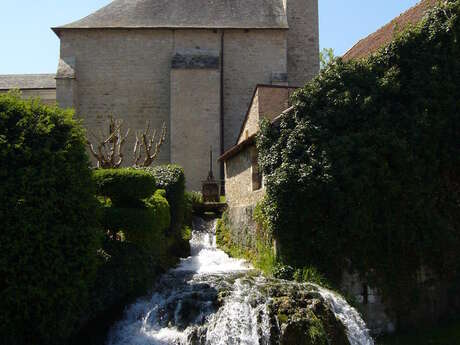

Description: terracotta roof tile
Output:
[343,0,439,61]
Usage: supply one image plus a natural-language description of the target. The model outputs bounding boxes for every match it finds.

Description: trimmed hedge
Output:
[143,165,186,232]
[93,168,156,206]
[0,92,100,344]
[102,189,171,249]
[258,1,460,323]
[142,165,192,258]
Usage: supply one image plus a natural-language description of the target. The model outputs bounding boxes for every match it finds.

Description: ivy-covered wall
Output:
[257,0,460,330]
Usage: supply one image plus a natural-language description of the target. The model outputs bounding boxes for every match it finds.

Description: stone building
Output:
[51,0,320,190]
[219,84,296,209]
[0,74,56,105]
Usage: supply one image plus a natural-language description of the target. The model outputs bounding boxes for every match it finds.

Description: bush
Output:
[102,189,170,249]
[143,165,186,232]
[143,165,191,257]
[93,168,156,206]
[89,238,161,319]
[186,191,204,205]
[258,1,460,322]
[0,92,100,344]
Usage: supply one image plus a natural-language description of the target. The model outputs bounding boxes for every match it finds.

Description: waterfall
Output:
[313,285,374,345]
[106,217,374,345]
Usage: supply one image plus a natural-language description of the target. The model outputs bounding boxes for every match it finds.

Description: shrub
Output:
[143,165,186,232]
[89,238,160,319]
[258,1,460,321]
[186,191,204,205]
[93,168,156,206]
[102,190,170,248]
[0,92,100,344]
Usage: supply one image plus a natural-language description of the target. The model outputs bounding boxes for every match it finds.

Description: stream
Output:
[106,217,374,345]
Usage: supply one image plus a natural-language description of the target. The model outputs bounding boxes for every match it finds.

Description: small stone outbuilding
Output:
[0,74,56,105]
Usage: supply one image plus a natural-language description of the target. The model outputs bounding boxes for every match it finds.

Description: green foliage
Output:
[258,1,460,321]
[143,165,190,258]
[143,165,186,232]
[377,318,460,345]
[89,238,160,319]
[187,191,204,205]
[101,189,171,249]
[319,47,336,70]
[273,263,295,280]
[216,209,277,276]
[93,168,156,206]
[0,92,100,344]
[293,266,329,288]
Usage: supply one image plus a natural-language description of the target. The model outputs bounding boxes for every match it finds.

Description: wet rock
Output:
[266,281,350,345]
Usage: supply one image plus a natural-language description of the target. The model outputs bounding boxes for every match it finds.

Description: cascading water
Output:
[106,217,374,345]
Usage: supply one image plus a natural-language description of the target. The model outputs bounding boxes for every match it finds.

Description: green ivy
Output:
[258,0,460,322]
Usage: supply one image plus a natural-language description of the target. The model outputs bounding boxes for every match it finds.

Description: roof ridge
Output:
[343,0,439,61]
[52,0,288,34]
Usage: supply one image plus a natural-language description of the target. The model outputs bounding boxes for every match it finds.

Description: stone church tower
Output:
[52,0,319,190]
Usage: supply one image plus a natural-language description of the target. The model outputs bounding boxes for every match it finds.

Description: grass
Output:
[376,319,460,345]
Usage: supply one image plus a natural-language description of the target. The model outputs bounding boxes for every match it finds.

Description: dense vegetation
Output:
[143,165,192,257]
[79,166,192,344]
[0,92,100,344]
[377,318,460,345]
[258,0,460,324]
[0,93,194,344]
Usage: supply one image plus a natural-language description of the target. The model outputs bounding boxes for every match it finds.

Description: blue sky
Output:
[0,0,419,74]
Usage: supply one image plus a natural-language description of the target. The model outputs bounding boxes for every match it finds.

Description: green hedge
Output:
[258,1,460,323]
[88,238,160,322]
[93,168,156,206]
[0,92,100,344]
[143,165,186,231]
[102,189,171,249]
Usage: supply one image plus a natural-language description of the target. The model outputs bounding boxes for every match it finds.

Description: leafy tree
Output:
[319,48,335,69]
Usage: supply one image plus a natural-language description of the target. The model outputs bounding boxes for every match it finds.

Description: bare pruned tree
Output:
[133,121,167,167]
[87,115,130,169]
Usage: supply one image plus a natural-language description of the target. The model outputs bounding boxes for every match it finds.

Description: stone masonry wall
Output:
[58,29,293,189]
[237,86,296,145]
[286,0,320,86]
[237,90,259,144]
[223,30,288,148]
[171,68,221,191]
[225,144,265,209]
[59,29,174,166]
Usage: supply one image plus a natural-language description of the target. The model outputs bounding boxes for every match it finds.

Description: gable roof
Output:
[0,74,56,90]
[343,0,439,61]
[219,106,293,162]
[53,0,288,34]
[236,84,299,145]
